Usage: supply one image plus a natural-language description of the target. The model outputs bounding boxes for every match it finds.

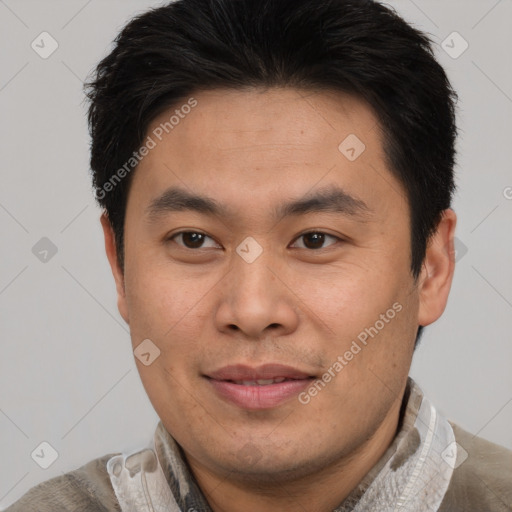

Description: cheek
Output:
[343,293,417,387]
[124,264,209,413]
[302,266,417,384]
[293,264,401,334]
[124,258,212,336]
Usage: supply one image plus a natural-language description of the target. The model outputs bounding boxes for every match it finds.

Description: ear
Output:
[100,212,129,324]
[417,208,457,327]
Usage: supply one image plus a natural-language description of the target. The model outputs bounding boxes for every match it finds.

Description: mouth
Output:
[204,364,316,410]
[225,377,303,386]
[206,363,315,381]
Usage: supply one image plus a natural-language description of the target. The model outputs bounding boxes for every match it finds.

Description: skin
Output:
[101,87,456,512]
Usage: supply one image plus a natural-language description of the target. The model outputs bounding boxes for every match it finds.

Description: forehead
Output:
[129,87,406,220]
[148,87,379,151]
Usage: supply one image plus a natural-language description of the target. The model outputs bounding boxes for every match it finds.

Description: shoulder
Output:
[3,453,121,512]
[439,422,512,511]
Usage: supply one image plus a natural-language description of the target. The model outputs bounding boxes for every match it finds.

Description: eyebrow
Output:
[145,185,372,222]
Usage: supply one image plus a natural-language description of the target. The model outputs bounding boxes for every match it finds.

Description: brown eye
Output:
[303,233,325,249]
[181,232,205,248]
[291,232,339,250]
[170,231,219,249]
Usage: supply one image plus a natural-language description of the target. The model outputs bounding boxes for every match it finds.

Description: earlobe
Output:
[417,209,457,327]
[100,212,130,324]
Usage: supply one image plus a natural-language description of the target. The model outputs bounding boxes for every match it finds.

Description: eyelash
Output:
[167,230,342,251]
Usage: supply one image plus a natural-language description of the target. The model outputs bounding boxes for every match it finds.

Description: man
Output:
[6,0,511,510]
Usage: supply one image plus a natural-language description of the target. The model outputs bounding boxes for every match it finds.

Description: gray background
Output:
[1,0,511,508]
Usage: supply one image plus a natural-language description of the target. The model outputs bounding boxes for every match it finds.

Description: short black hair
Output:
[85,0,458,346]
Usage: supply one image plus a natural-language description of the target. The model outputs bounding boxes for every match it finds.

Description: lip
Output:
[205,364,316,410]
[206,363,314,381]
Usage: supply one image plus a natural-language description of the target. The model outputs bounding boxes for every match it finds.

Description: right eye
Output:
[167,231,221,250]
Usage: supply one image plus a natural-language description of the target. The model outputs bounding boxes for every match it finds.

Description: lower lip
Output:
[206,378,314,410]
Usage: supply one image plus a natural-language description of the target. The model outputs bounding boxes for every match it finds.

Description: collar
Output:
[335,377,456,511]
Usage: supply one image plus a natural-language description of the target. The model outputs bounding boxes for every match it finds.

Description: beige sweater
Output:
[4,379,512,511]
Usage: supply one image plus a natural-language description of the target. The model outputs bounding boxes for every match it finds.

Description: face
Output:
[102,87,455,484]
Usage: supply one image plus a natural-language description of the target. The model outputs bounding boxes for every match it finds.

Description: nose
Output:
[214,250,300,340]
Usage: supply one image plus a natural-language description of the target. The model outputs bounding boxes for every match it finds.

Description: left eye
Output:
[290,232,340,250]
